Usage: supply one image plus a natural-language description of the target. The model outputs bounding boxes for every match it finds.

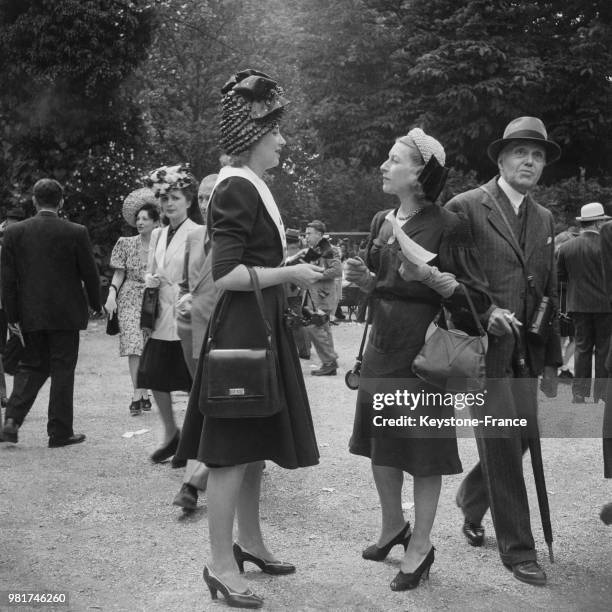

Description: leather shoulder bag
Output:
[199,267,282,418]
[140,232,160,330]
[412,285,488,393]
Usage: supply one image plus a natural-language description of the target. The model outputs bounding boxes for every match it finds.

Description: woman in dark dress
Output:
[176,70,322,609]
[346,128,491,591]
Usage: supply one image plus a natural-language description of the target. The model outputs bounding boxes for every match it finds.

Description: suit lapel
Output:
[480,179,526,268]
[164,219,194,266]
[523,195,546,263]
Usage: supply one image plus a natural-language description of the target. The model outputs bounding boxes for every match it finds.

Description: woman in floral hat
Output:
[137,165,203,463]
[176,70,323,609]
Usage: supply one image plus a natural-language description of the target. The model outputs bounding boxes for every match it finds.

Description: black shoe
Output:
[233,543,295,575]
[1,418,19,444]
[172,483,198,512]
[203,566,263,609]
[171,455,187,469]
[298,352,311,360]
[462,520,484,546]
[362,522,411,561]
[600,502,612,525]
[129,400,142,416]
[504,560,546,586]
[390,546,435,591]
[312,362,337,376]
[572,394,585,404]
[150,430,180,463]
[140,397,152,411]
[558,370,573,383]
[48,433,86,448]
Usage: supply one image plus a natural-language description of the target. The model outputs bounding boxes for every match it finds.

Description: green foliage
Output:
[0,0,156,244]
[1,0,611,251]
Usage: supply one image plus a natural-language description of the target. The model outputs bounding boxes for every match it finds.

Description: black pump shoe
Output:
[362,522,411,561]
[390,546,435,591]
[203,566,263,609]
[233,543,296,575]
[150,430,179,463]
[462,520,484,547]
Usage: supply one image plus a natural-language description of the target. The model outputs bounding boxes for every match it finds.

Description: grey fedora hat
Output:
[487,116,561,165]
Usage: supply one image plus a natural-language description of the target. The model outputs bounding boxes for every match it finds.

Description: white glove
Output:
[145,273,161,289]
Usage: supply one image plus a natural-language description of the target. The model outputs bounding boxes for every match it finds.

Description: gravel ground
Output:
[1,321,610,612]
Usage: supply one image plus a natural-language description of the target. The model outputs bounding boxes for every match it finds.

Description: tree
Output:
[296,0,612,184]
[0,0,156,245]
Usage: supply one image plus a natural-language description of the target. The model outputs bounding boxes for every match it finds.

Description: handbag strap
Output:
[207,266,273,350]
[247,266,273,349]
[459,284,487,337]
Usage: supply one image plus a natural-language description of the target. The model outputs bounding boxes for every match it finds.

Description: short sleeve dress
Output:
[109,236,149,356]
[349,205,491,476]
[176,175,320,469]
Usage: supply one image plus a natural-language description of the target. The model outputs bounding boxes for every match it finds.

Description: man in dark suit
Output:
[0,178,101,447]
[557,202,612,403]
[446,117,562,586]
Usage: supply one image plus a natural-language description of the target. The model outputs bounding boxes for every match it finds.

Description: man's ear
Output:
[58,198,64,210]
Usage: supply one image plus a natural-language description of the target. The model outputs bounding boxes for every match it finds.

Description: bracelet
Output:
[110,283,119,294]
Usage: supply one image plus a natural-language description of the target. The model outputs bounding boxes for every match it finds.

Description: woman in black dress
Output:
[176,70,322,609]
[346,128,491,591]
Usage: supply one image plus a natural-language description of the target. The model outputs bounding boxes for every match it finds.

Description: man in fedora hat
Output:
[446,116,562,585]
[558,202,612,404]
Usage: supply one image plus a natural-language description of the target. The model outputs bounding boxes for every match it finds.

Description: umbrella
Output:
[511,321,554,562]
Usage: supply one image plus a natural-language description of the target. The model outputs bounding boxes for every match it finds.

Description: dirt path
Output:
[1,322,610,611]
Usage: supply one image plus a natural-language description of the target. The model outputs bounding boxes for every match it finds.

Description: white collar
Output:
[497,176,526,215]
[211,166,286,260]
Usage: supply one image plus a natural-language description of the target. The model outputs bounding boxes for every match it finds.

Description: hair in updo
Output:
[135,202,160,223]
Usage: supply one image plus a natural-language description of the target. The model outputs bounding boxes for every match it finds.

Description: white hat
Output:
[122,188,157,227]
[575,202,611,222]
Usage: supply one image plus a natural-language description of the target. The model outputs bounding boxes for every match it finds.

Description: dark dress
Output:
[349,206,490,476]
[176,176,320,469]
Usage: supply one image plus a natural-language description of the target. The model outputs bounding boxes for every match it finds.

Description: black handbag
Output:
[106,309,120,335]
[411,286,488,393]
[200,267,282,418]
[4,333,25,375]
[140,287,160,330]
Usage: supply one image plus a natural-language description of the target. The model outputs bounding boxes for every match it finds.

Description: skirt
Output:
[136,339,192,392]
[349,298,462,477]
[176,284,320,469]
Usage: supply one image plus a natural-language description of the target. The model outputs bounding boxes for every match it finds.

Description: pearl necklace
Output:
[396,208,423,222]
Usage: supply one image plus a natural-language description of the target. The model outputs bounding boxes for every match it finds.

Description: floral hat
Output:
[122,188,157,227]
[144,164,197,198]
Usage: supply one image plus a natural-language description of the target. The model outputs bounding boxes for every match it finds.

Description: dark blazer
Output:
[1,211,101,331]
[557,230,610,313]
[446,177,562,375]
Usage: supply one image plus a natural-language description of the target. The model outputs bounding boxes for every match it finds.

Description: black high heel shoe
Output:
[140,397,152,412]
[233,543,296,575]
[362,522,411,561]
[150,429,179,463]
[129,400,142,417]
[390,546,435,591]
[203,566,263,609]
